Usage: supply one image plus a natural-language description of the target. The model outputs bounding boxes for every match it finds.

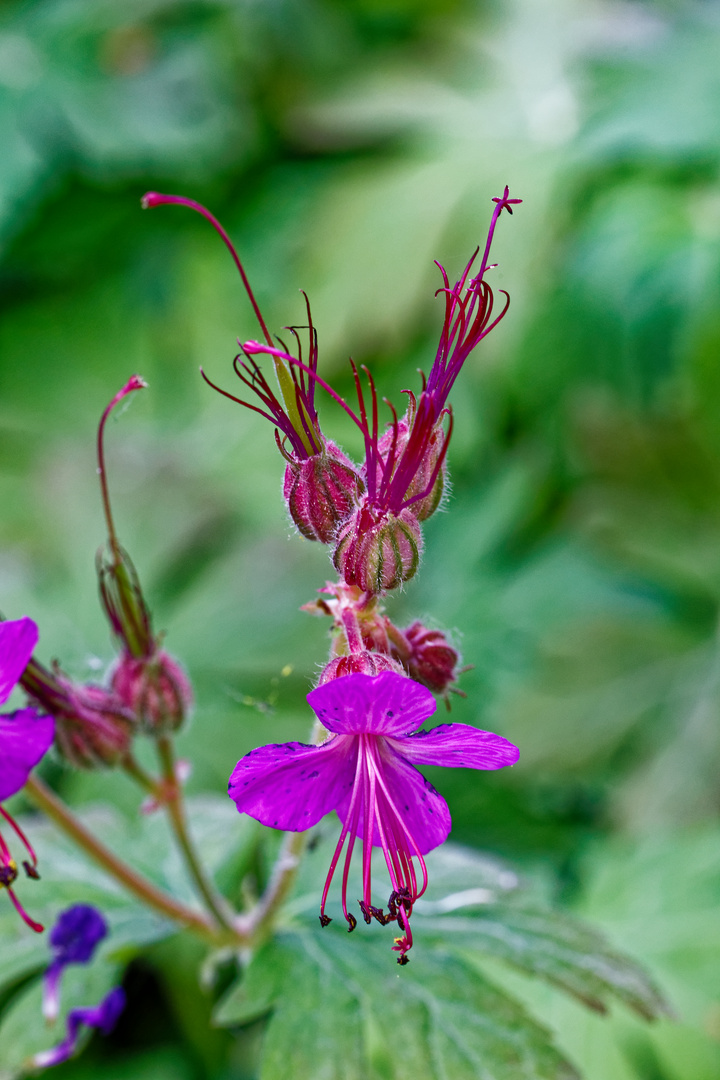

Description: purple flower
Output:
[0,618,54,933]
[229,671,518,963]
[43,905,109,1021]
[33,986,126,1069]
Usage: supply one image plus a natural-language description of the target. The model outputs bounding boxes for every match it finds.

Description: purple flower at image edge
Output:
[229,671,519,963]
[43,905,109,1021]
[32,987,126,1069]
[0,618,55,932]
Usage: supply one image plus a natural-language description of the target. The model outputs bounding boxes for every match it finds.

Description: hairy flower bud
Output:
[52,681,135,770]
[111,650,192,735]
[97,545,153,659]
[403,622,460,694]
[21,657,135,770]
[318,651,404,685]
[333,504,423,594]
[377,420,446,522]
[283,443,364,544]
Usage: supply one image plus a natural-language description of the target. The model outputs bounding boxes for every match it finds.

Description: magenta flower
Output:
[229,670,518,963]
[0,617,55,932]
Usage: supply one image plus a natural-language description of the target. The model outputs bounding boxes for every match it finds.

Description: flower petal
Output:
[390,723,519,771]
[307,670,436,737]
[0,617,38,706]
[0,708,55,801]
[228,736,357,831]
[336,741,451,855]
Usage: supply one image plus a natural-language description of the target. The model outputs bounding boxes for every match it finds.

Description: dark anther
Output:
[23,862,40,880]
[396,908,406,931]
[359,901,373,925]
[397,954,410,966]
[369,904,388,925]
[0,864,18,888]
[319,913,332,928]
[387,893,398,920]
[346,913,357,933]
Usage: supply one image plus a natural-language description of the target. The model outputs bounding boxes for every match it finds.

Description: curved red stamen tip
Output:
[6,887,44,933]
[141,191,169,210]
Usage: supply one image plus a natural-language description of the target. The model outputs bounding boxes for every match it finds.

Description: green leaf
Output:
[290,834,672,1024]
[0,953,120,1080]
[216,836,669,1080]
[216,929,581,1080]
[0,795,254,997]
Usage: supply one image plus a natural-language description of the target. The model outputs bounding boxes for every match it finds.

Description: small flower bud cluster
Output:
[311,582,462,701]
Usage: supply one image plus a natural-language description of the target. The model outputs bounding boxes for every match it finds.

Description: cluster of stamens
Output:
[0,807,44,932]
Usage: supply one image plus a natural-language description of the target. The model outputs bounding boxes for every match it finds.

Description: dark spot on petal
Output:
[308,770,319,779]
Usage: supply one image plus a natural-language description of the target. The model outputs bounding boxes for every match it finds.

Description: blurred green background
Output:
[1,0,719,1077]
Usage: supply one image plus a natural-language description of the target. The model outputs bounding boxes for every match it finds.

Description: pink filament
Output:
[319,734,428,959]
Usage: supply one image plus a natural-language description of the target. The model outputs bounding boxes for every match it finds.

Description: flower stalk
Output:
[154,735,236,933]
[23,775,223,944]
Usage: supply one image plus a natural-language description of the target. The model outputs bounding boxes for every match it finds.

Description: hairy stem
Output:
[155,736,236,933]
[24,775,221,943]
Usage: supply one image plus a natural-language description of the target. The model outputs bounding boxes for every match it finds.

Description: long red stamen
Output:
[0,806,39,868]
[142,193,274,348]
[6,886,44,933]
[319,738,364,926]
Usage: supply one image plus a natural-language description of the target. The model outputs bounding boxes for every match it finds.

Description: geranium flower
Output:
[0,617,55,932]
[229,671,518,963]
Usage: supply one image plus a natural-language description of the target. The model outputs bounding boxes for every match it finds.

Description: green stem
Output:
[24,775,220,944]
[121,751,161,796]
[239,830,308,943]
[155,736,236,934]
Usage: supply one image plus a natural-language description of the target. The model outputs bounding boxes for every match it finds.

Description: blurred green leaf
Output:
[0,953,120,1080]
[216,930,582,1080]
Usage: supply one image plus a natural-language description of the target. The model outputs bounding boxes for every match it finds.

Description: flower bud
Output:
[52,681,136,770]
[21,658,136,770]
[111,650,192,735]
[333,504,423,594]
[376,419,446,522]
[283,443,363,544]
[97,545,153,659]
[317,650,404,685]
[402,622,460,694]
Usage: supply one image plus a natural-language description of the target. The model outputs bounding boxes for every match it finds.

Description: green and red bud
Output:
[401,621,461,695]
[111,649,192,735]
[376,418,447,523]
[283,442,364,544]
[317,651,404,685]
[333,503,423,594]
[21,659,135,770]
